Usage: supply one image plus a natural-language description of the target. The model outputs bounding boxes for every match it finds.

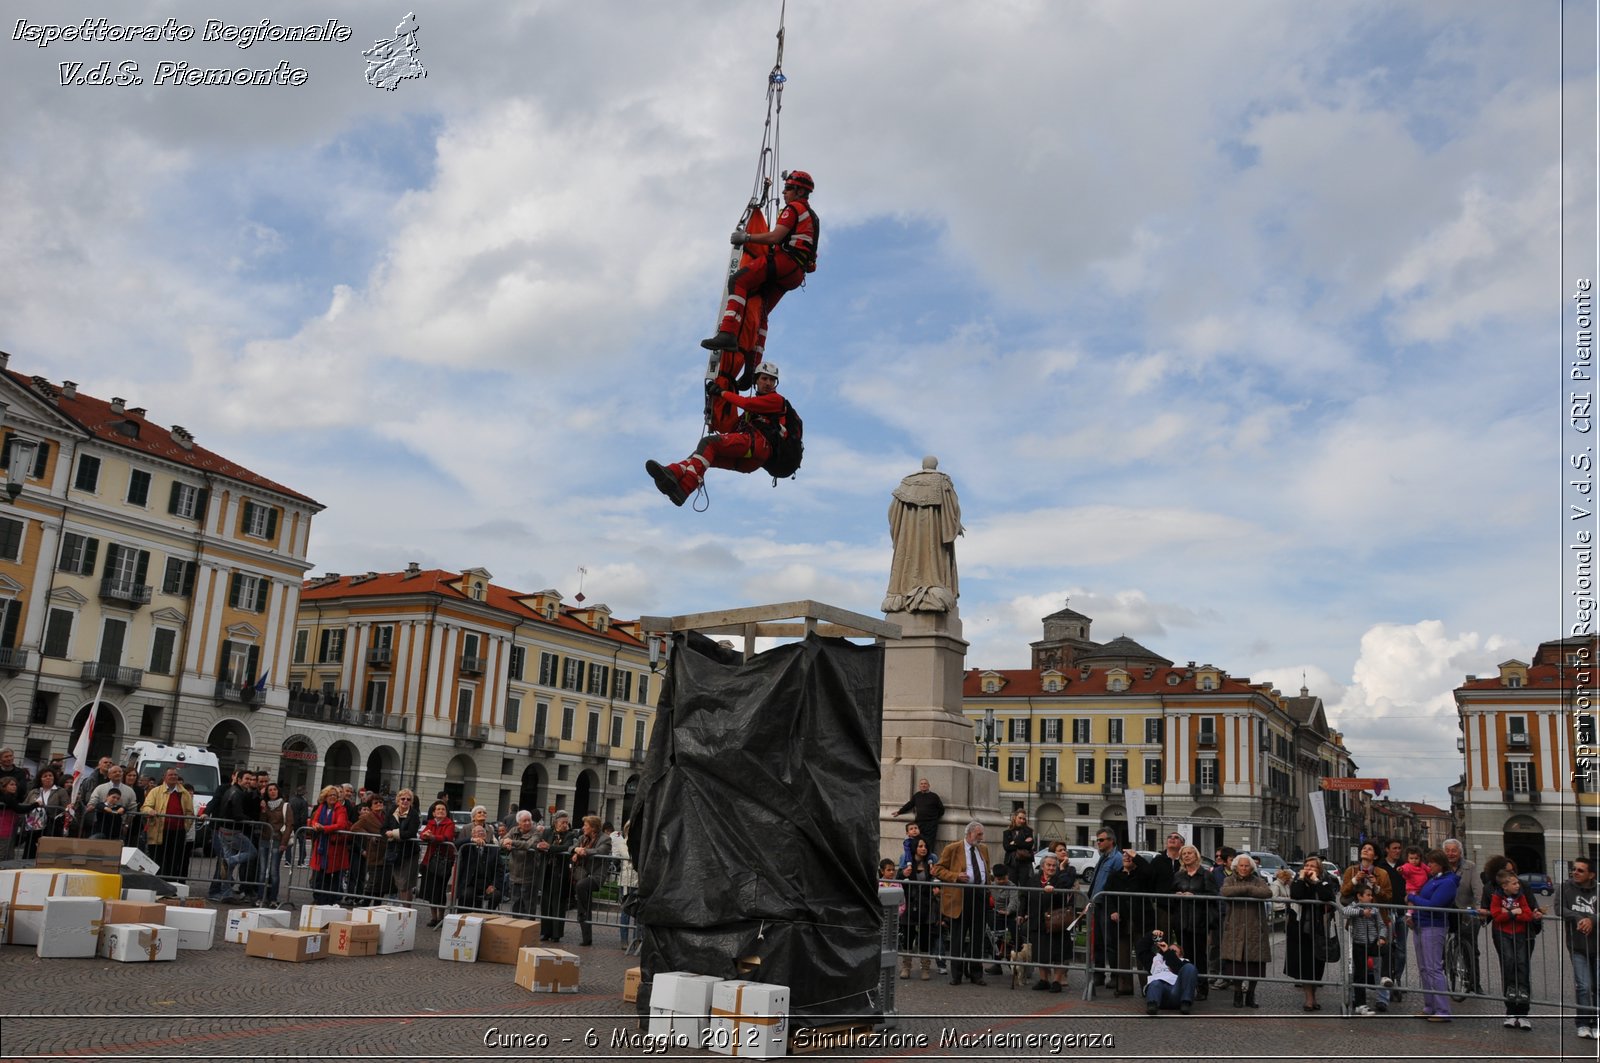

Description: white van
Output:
[124,741,222,814]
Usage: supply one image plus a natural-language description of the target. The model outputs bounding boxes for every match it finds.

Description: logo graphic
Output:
[363,12,425,91]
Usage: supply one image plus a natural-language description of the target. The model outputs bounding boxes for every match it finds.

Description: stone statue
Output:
[882,456,964,613]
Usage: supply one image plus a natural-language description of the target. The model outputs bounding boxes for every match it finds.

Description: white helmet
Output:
[753,361,780,382]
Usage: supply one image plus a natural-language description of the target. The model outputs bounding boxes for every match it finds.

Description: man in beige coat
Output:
[934,820,993,986]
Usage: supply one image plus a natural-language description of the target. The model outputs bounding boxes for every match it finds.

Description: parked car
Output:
[1518,872,1555,897]
[1241,851,1287,876]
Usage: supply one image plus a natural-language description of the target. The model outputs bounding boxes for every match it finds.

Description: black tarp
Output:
[629,631,884,1028]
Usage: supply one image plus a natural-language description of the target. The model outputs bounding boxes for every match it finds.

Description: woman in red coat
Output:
[418,800,457,928]
[308,784,351,904]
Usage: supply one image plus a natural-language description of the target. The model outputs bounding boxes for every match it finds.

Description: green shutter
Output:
[227,574,241,608]
[81,537,97,574]
[134,550,149,585]
[265,506,279,540]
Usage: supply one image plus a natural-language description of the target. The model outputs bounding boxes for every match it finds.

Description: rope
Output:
[746,0,787,227]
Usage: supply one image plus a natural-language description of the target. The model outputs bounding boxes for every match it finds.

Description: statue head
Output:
[922,455,938,470]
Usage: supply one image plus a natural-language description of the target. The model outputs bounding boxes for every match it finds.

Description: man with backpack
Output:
[646,361,800,506]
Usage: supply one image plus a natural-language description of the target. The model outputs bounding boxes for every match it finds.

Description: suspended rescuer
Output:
[646,361,797,506]
[701,170,818,352]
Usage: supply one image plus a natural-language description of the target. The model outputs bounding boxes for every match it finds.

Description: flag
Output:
[255,671,268,693]
[69,679,104,805]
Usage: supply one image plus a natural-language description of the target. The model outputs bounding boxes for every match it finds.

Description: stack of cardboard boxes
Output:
[646,971,791,1058]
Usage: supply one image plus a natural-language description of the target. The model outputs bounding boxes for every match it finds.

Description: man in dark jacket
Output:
[288,787,310,866]
[205,770,255,901]
[894,778,945,852]
[1378,838,1410,1006]
[1562,857,1599,1039]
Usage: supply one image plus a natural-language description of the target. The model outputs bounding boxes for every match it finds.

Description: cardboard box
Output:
[99,922,177,963]
[121,848,160,876]
[36,896,104,959]
[0,869,123,946]
[624,966,642,1003]
[513,946,580,993]
[245,927,325,962]
[162,906,219,951]
[224,907,291,944]
[103,901,168,926]
[346,905,415,954]
[297,904,352,931]
[438,913,486,962]
[121,888,159,903]
[709,979,790,1058]
[478,917,539,964]
[648,972,721,1043]
[326,920,380,957]
[161,897,208,908]
[36,837,122,871]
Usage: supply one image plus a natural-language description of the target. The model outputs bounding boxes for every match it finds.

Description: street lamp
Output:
[4,435,35,503]
[981,707,996,769]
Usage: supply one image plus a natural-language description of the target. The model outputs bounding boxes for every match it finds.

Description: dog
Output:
[1008,941,1033,988]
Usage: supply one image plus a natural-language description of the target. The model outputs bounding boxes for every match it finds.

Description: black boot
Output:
[700,330,738,351]
[645,460,688,507]
[1232,988,1244,1008]
[1245,982,1259,1009]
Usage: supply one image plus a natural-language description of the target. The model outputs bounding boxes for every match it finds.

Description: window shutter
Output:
[218,639,235,679]
[195,489,208,523]
[134,550,149,585]
[167,482,180,514]
[101,543,118,577]
[228,573,241,608]
[0,434,11,469]
[245,644,260,684]
[0,600,18,648]
[32,442,48,479]
[265,506,279,539]
[255,578,269,613]
[81,537,97,574]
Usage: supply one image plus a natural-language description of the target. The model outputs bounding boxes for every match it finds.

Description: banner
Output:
[1309,790,1329,851]
[1321,777,1389,794]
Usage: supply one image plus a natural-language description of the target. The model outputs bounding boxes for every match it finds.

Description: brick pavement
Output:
[1,909,1590,1061]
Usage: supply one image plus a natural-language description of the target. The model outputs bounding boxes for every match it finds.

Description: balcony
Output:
[1036,781,1060,797]
[366,646,393,667]
[98,577,152,607]
[629,750,647,767]
[212,678,260,707]
[460,655,486,675]
[1101,779,1127,796]
[1190,781,1219,798]
[81,662,142,689]
[1502,789,1541,805]
[286,688,350,724]
[1507,733,1530,748]
[0,646,29,673]
[1197,731,1217,748]
[581,741,610,761]
[529,734,560,753]
[454,723,489,746]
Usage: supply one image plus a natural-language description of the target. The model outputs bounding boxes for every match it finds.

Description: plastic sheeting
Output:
[630,631,885,1028]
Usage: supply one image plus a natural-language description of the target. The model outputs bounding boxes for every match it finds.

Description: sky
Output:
[0,0,1593,807]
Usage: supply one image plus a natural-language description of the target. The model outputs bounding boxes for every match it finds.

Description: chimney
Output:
[0,351,10,370]
[110,396,125,413]
[169,425,193,450]
[61,381,77,399]
[404,562,421,578]
[128,407,146,418]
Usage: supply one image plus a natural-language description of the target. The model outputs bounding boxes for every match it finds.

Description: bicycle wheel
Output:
[1444,936,1468,1001]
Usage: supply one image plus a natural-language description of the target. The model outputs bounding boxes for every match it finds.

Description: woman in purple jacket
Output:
[1407,849,1462,1021]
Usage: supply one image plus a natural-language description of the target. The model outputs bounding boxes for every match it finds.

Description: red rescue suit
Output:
[667,388,787,493]
[714,196,818,338]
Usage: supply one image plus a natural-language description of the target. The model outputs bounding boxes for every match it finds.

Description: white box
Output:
[224,907,291,944]
[99,922,177,962]
[438,913,486,962]
[709,980,790,1058]
[121,888,159,903]
[162,905,219,951]
[121,848,160,876]
[172,882,190,901]
[0,869,122,946]
[36,897,104,959]
[297,904,352,931]
[347,905,416,954]
[648,972,722,1044]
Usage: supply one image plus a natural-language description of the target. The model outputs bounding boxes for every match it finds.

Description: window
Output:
[1507,675,1522,688]
[1040,717,1062,743]
[1508,761,1532,792]
[638,675,650,705]
[1198,718,1217,743]
[634,718,646,752]
[1072,718,1091,743]
[1039,756,1058,785]
[161,557,196,596]
[168,482,207,520]
[73,454,101,493]
[42,608,74,657]
[126,469,151,507]
[1107,758,1128,788]
[1008,717,1031,743]
[508,646,526,681]
[292,629,309,664]
[242,500,278,540]
[364,679,389,715]
[217,639,258,686]
[0,516,21,563]
[148,628,177,674]
[1509,715,1528,733]
[461,632,481,662]
[561,658,584,691]
[534,702,549,737]
[317,628,345,664]
[0,599,19,649]
[139,705,161,736]
[1076,758,1096,784]
[538,652,558,686]
[57,532,99,575]
[978,753,998,772]
[1007,755,1027,782]
[228,572,266,613]
[586,712,600,744]
[104,544,150,590]
[1579,715,1597,746]
[1,435,50,479]
[505,696,521,732]
[610,713,623,747]
[587,663,610,697]
[613,670,633,701]
[1145,717,1164,744]
[1199,675,1216,691]
[1198,758,1218,787]
[1108,718,1124,744]
[31,691,54,725]
[1144,758,1163,785]
[560,704,575,741]
[456,687,474,724]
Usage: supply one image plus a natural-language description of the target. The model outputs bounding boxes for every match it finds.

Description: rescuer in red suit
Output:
[700,170,819,352]
[647,362,788,506]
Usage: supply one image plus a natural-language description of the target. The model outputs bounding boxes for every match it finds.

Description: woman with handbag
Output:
[1025,852,1077,993]
[382,789,421,902]
[1286,855,1339,1010]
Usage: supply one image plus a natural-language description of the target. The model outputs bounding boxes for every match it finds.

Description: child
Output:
[1489,868,1542,1029]
[878,858,898,884]
[989,863,1018,972]
[1340,882,1390,1014]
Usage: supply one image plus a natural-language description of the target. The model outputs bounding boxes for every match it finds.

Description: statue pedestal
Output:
[879,609,1001,859]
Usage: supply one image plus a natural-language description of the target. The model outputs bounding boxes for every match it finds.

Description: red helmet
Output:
[782,170,814,195]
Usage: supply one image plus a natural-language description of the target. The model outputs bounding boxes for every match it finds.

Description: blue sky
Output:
[1,0,1592,806]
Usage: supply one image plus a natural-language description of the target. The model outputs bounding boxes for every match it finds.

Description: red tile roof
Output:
[6,368,320,506]
[301,569,645,646]
[963,666,1262,698]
